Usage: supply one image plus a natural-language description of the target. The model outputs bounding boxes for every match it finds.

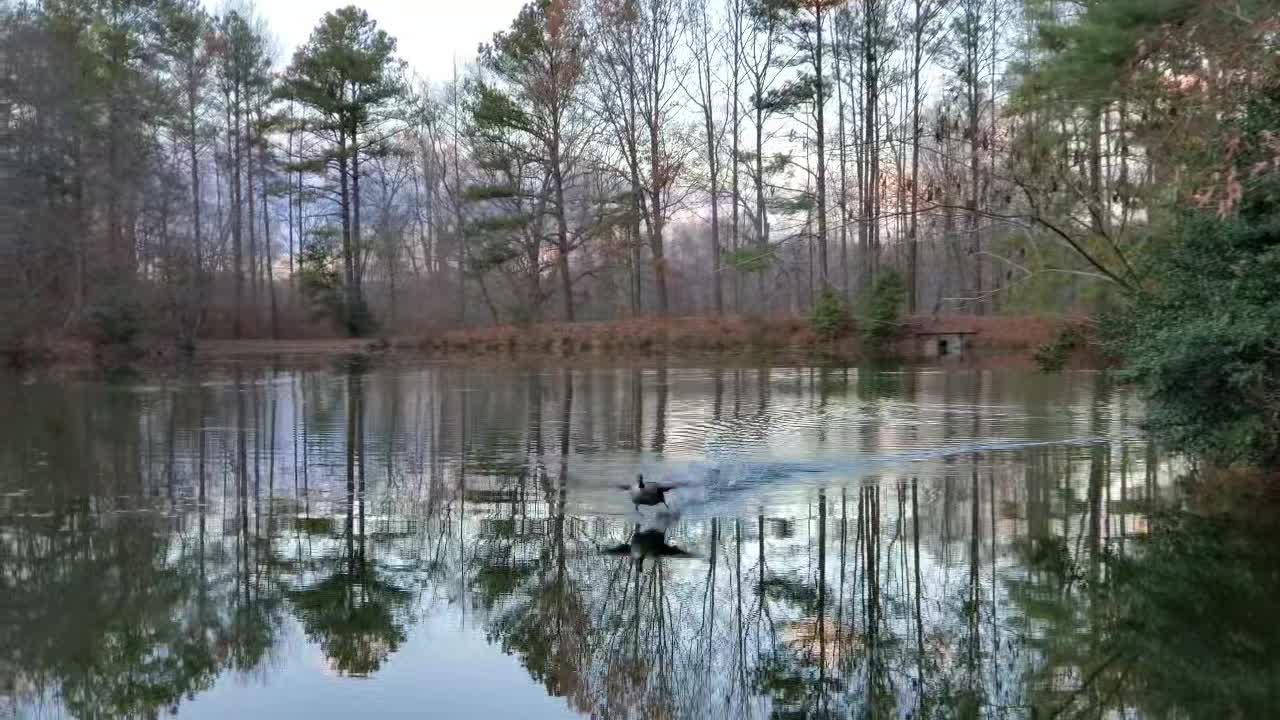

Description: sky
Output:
[240,0,527,81]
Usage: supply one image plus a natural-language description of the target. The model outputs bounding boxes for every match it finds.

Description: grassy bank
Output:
[5,313,1090,370]
[213,313,1081,367]
[413,314,1080,360]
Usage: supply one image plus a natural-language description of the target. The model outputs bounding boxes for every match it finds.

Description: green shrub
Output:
[1104,206,1280,466]
[860,270,907,350]
[1102,86,1280,467]
[1034,324,1087,373]
[298,242,343,323]
[810,287,851,343]
[344,297,378,338]
[299,242,377,337]
[86,299,140,347]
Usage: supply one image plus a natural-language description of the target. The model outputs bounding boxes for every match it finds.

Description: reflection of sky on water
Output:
[183,613,577,720]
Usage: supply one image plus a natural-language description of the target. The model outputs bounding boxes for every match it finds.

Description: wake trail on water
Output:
[643,434,1127,515]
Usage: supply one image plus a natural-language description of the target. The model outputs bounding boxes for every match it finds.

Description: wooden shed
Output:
[911,319,980,358]
[917,331,977,357]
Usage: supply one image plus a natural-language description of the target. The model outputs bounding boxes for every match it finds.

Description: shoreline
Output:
[6,313,1095,371]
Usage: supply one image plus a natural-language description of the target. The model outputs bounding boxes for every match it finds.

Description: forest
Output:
[0,0,1265,333]
[1,0,1278,459]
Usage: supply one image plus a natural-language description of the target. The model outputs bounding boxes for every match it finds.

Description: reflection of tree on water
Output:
[754,490,847,720]
[228,367,283,673]
[0,379,246,718]
[653,362,668,453]
[482,368,593,709]
[0,517,229,718]
[287,566,412,677]
[8,365,1271,720]
[751,485,919,720]
[1015,497,1280,718]
[281,370,413,677]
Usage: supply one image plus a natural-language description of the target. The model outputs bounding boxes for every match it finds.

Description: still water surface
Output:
[1,363,1276,718]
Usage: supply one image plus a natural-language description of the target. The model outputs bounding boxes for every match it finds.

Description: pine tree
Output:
[282,6,403,336]
[473,0,590,323]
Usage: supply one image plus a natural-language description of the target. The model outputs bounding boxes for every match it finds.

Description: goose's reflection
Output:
[602,514,695,569]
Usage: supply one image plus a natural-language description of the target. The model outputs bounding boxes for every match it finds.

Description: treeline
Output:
[0,0,1274,348]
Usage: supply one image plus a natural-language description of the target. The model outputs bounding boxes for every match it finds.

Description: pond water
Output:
[1,363,1277,719]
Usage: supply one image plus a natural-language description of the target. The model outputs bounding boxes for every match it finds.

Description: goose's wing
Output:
[655,543,695,557]
[601,542,633,555]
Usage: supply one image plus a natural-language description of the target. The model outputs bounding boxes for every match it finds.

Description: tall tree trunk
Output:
[296,133,305,297]
[988,6,1001,312]
[968,53,982,315]
[286,127,295,294]
[940,116,958,312]
[856,8,870,294]
[865,0,880,286]
[755,102,767,313]
[813,4,829,287]
[697,9,722,316]
[261,138,277,339]
[805,170,814,307]
[834,13,849,297]
[246,97,258,322]
[420,134,436,273]
[896,62,907,274]
[231,80,244,339]
[1118,95,1131,230]
[351,120,364,313]
[629,171,643,316]
[388,250,398,329]
[105,18,129,285]
[709,171,722,316]
[1089,102,1105,236]
[649,123,669,317]
[625,72,644,317]
[553,176,574,323]
[71,138,87,320]
[550,105,575,322]
[526,242,543,321]
[337,131,356,336]
[160,148,172,282]
[908,0,924,314]
[730,0,743,313]
[451,63,466,326]
[188,67,203,342]
[189,77,202,287]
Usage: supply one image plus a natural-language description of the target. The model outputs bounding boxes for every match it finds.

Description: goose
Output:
[627,473,673,511]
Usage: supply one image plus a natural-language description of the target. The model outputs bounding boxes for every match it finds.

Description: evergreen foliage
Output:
[1105,89,1280,466]
[1105,201,1280,466]
[298,241,344,326]
[810,287,851,343]
[858,269,906,350]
